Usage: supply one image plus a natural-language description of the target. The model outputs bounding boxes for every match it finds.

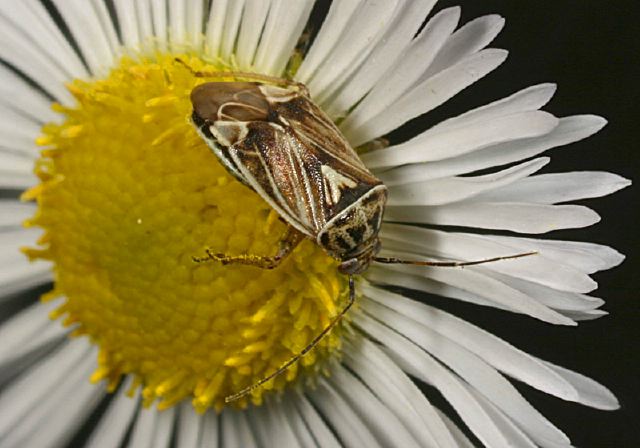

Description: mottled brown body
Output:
[191,81,387,274]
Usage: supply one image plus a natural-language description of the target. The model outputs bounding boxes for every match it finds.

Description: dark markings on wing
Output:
[190,81,385,236]
[191,110,248,186]
[266,91,383,220]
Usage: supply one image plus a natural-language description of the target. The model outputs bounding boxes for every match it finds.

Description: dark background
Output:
[407,1,639,446]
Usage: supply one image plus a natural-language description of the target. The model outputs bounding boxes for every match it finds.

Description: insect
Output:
[179,59,535,402]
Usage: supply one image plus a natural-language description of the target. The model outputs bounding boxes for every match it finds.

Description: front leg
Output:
[193,225,305,269]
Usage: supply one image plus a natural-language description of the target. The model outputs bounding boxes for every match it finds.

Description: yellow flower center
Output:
[23,54,348,412]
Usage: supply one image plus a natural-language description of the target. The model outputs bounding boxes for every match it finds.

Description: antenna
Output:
[373,251,538,267]
[225,276,356,403]
[174,57,306,91]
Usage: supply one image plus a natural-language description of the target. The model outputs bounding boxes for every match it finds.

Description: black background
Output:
[388,1,639,446]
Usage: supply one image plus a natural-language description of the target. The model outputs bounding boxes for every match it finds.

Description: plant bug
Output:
[177,59,536,402]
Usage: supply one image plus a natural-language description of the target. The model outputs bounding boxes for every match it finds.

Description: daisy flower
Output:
[0,1,630,447]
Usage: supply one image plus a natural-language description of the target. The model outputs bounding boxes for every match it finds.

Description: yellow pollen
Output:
[24,54,349,412]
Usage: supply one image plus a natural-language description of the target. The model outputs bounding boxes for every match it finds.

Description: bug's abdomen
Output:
[317,185,387,260]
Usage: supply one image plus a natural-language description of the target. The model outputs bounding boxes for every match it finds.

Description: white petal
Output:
[344,337,458,447]
[384,202,600,234]
[339,6,460,131]
[347,49,510,147]
[541,361,620,410]
[204,0,229,58]
[3,346,103,448]
[265,400,304,447]
[0,3,82,84]
[329,364,422,448]
[0,260,52,301]
[361,298,571,446]
[376,115,608,184]
[294,0,362,83]
[90,0,121,57]
[308,380,383,448]
[425,14,505,79]
[305,0,400,100]
[292,393,342,448]
[0,107,42,159]
[221,409,259,448]
[387,157,549,206]
[466,387,539,448]
[435,409,475,448]
[171,0,205,50]
[127,406,159,448]
[0,131,40,159]
[366,264,510,311]
[0,21,74,104]
[168,0,205,50]
[473,171,631,204]
[0,228,41,263]
[0,156,38,189]
[0,64,60,124]
[134,0,155,50]
[219,0,245,62]
[280,399,319,447]
[362,284,584,402]
[86,378,141,448]
[151,0,168,51]
[52,0,119,75]
[0,148,36,172]
[246,405,270,445]
[433,83,557,134]
[0,299,67,377]
[1,1,88,79]
[561,309,609,321]
[324,0,438,117]
[0,323,68,386]
[355,312,512,447]
[0,228,53,299]
[253,0,314,76]
[375,250,576,325]
[247,403,295,448]
[479,272,603,312]
[176,403,204,448]
[362,110,557,169]
[380,225,598,293]
[200,412,219,447]
[114,0,141,48]
[153,406,176,448]
[0,339,93,438]
[236,0,272,70]
[189,1,207,49]
[0,200,36,228]
[460,233,625,274]
[168,0,187,49]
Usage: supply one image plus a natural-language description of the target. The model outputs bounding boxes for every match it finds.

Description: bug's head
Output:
[337,238,382,275]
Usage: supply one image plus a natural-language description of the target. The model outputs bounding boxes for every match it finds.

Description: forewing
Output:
[226,121,324,235]
[262,85,377,181]
[191,82,384,236]
[191,82,270,186]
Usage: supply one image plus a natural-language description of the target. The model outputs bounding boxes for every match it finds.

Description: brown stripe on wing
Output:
[227,121,319,236]
[271,95,379,182]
